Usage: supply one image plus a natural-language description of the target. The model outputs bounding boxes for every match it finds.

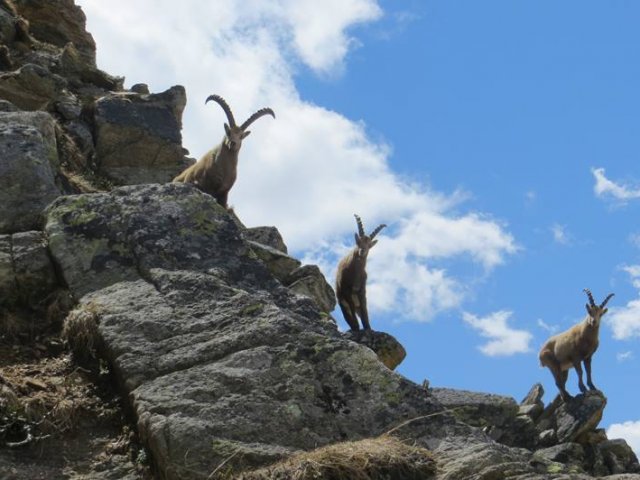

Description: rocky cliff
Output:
[0,1,639,479]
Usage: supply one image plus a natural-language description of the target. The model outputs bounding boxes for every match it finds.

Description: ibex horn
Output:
[600,293,615,309]
[354,214,365,237]
[369,224,387,239]
[240,108,275,131]
[206,94,236,127]
[583,288,596,308]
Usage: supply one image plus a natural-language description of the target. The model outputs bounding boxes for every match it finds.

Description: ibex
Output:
[173,95,275,209]
[539,289,614,401]
[335,215,386,331]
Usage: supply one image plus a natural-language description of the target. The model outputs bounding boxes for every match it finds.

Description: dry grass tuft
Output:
[45,289,76,327]
[235,436,437,480]
[62,303,101,361]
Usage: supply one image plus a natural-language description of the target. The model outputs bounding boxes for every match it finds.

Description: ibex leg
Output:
[584,356,597,391]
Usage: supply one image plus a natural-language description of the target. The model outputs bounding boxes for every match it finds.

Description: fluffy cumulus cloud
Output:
[462,311,533,357]
[607,421,640,457]
[77,0,517,322]
[607,266,640,339]
[592,167,640,202]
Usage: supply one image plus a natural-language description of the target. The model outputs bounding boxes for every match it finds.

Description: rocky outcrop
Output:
[342,329,406,370]
[0,111,62,233]
[0,0,190,233]
[244,226,288,253]
[13,0,97,66]
[44,183,455,479]
[93,87,192,184]
[284,264,337,314]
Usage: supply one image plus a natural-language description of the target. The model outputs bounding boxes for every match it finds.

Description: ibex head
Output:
[583,288,614,327]
[353,214,386,258]
[205,94,275,152]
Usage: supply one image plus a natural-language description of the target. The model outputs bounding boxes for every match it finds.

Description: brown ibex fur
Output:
[335,215,386,331]
[173,94,274,209]
[539,289,614,401]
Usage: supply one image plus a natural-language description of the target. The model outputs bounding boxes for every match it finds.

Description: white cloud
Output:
[608,265,640,339]
[607,421,640,458]
[551,223,571,246]
[592,167,640,202]
[463,311,533,357]
[616,351,634,362]
[537,318,558,334]
[77,0,517,322]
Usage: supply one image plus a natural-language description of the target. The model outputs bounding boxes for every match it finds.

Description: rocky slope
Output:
[1,1,639,479]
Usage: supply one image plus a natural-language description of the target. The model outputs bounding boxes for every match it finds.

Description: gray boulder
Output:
[342,329,406,370]
[284,264,336,313]
[534,442,586,471]
[244,226,288,253]
[11,231,58,306]
[248,240,301,283]
[0,63,68,111]
[0,111,62,233]
[430,387,519,430]
[538,391,607,443]
[93,86,191,184]
[598,439,640,475]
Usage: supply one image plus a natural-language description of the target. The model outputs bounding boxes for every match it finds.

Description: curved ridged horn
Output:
[206,94,236,127]
[600,293,615,309]
[583,288,596,308]
[354,214,365,237]
[240,108,275,131]
[369,224,387,239]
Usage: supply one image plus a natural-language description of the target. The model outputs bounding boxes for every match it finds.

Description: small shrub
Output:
[62,303,101,361]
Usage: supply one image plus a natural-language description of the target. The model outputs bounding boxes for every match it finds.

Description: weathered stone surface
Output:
[534,442,586,470]
[552,392,606,443]
[0,99,17,112]
[285,264,336,313]
[0,235,16,304]
[44,183,458,479]
[430,387,519,429]
[598,439,640,475]
[522,382,545,405]
[130,83,149,95]
[12,231,57,306]
[498,414,539,450]
[0,111,62,233]
[13,0,97,66]
[0,63,68,110]
[342,329,406,370]
[539,428,558,447]
[519,403,544,419]
[0,6,16,45]
[432,435,593,480]
[248,240,301,283]
[93,86,191,184]
[244,226,288,253]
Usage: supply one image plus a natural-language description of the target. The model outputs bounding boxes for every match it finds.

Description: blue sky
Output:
[78,0,639,452]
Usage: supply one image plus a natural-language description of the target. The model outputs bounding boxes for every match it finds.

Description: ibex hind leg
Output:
[542,351,572,401]
[339,300,360,331]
